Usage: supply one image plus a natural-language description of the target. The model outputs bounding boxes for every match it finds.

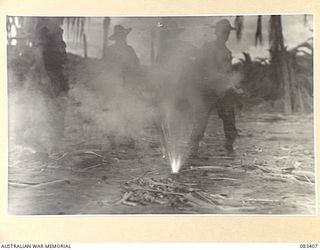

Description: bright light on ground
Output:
[170,155,182,174]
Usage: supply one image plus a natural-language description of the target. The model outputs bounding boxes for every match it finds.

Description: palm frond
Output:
[290,41,313,55]
[13,17,20,28]
[64,17,87,42]
[76,18,80,39]
[304,14,308,26]
[80,18,85,38]
[234,16,244,41]
[151,28,155,64]
[255,15,263,46]
[6,16,12,39]
[242,52,252,64]
[102,17,111,59]
[66,18,70,36]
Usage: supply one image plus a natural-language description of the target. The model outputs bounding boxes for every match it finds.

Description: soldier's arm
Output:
[129,46,140,66]
[34,27,48,72]
[194,45,206,71]
[56,27,67,64]
[33,27,52,87]
[197,45,236,94]
[194,45,219,83]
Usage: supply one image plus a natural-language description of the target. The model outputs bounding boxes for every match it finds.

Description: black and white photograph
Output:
[7,15,315,215]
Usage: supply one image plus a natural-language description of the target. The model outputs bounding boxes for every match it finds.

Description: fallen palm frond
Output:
[73,163,103,172]
[52,149,104,161]
[180,165,230,173]
[118,177,232,210]
[9,179,70,188]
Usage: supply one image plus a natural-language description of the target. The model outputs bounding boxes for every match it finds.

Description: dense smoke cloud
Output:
[68,62,155,140]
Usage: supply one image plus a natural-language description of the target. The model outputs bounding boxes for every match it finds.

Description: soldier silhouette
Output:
[188,19,243,157]
[105,25,140,85]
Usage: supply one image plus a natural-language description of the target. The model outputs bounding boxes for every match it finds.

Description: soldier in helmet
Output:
[188,19,243,158]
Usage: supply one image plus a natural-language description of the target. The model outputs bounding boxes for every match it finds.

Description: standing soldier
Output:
[188,19,243,157]
[33,17,69,145]
[156,20,197,69]
[104,24,141,148]
[105,24,140,85]
[154,20,198,111]
[34,17,69,98]
[152,20,198,157]
[19,17,69,156]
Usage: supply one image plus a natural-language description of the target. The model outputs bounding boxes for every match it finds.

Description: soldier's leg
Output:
[188,99,213,157]
[217,91,238,154]
[46,69,69,141]
[151,106,168,158]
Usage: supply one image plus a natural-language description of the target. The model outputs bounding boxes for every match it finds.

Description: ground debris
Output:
[119,177,219,209]
[9,179,70,188]
[240,163,271,173]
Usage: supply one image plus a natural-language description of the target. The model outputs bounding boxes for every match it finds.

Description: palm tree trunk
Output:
[83,33,88,58]
[102,17,111,59]
[150,28,155,65]
[269,15,292,114]
[281,52,293,115]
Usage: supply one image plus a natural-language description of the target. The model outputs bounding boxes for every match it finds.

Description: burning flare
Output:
[170,155,182,174]
[160,108,188,174]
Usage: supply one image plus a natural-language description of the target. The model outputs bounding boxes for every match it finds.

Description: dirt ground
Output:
[8,112,315,215]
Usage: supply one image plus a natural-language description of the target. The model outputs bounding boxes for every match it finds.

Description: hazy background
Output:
[63,15,313,64]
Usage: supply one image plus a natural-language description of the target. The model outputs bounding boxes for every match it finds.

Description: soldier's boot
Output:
[187,144,200,159]
[186,113,211,160]
[127,138,136,149]
[224,137,235,155]
[219,108,238,156]
[179,144,199,171]
[108,135,117,150]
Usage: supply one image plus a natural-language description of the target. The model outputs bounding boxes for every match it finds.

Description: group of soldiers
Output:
[36,17,243,159]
